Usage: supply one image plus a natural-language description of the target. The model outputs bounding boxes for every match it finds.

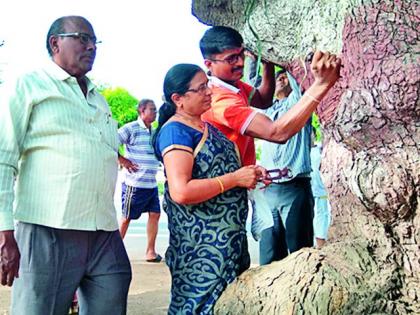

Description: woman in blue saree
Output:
[152,64,263,314]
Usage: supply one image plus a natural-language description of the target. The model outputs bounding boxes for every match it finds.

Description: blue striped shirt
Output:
[118,119,160,188]
[260,72,312,182]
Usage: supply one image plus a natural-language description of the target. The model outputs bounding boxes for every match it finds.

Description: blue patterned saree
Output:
[155,122,250,315]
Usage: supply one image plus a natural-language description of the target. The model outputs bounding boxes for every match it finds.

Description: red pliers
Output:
[264,168,293,181]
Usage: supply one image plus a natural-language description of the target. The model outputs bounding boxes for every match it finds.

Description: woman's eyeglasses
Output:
[56,32,102,45]
[186,82,210,94]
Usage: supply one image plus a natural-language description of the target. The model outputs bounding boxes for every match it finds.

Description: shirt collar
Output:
[137,117,148,129]
[43,59,96,92]
[44,59,72,81]
[273,97,287,105]
[209,76,240,94]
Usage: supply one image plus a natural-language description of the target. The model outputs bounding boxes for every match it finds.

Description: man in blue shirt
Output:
[118,99,162,262]
[311,141,331,248]
[259,70,314,265]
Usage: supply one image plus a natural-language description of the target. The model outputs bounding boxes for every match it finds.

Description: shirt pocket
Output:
[99,110,119,152]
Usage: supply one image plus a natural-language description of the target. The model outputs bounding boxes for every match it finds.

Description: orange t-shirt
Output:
[202,78,257,166]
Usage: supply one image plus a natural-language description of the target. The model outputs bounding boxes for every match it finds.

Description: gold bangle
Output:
[215,177,225,194]
[305,92,321,104]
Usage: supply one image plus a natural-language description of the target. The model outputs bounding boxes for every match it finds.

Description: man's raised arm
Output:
[245,51,341,143]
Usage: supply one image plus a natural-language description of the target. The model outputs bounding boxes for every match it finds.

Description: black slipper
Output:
[146,254,162,263]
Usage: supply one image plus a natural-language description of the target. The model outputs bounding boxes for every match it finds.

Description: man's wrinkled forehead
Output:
[64,17,94,34]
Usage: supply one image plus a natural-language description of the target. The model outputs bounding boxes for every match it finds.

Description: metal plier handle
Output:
[265,168,293,181]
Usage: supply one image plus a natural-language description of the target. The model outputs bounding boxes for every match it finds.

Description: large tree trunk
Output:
[192,0,419,313]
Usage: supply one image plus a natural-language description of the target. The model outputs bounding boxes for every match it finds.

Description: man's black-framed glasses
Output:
[56,32,102,45]
[209,48,245,65]
[186,82,210,94]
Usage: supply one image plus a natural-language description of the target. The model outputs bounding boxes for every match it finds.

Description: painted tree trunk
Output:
[192,0,419,313]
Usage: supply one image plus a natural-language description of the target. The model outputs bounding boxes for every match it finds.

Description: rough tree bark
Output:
[192,0,419,314]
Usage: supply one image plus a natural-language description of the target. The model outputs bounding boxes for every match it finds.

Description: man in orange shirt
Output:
[200,26,341,166]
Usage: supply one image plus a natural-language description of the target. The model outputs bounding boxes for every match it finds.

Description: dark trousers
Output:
[259,178,314,265]
[11,222,132,315]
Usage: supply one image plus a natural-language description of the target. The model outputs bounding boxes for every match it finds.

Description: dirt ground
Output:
[0,260,171,315]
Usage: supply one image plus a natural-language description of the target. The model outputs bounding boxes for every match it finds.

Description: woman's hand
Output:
[255,165,272,186]
[311,50,342,89]
[233,165,263,190]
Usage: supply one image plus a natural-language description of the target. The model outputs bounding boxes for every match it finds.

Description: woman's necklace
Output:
[174,113,205,131]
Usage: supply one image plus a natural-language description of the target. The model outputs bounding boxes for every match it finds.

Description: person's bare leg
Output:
[119,217,131,239]
[315,237,326,248]
[145,212,160,260]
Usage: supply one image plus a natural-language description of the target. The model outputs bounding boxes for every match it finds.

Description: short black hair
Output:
[46,16,92,56]
[199,26,243,59]
[137,99,154,111]
[275,68,287,79]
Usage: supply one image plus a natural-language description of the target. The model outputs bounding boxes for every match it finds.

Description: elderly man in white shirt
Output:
[0,16,131,315]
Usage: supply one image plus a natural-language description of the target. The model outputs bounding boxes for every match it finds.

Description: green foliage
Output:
[151,121,158,129]
[255,139,262,162]
[100,87,138,127]
[274,65,284,73]
[312,113,323,142]
[157,181,165,196]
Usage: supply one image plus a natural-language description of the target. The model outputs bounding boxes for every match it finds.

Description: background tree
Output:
[192,0,419,314]
[0,40,4,85]
[100,86,138,127]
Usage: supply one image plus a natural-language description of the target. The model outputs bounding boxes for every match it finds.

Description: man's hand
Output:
[244,49,257,61]
[245,49,273,65]
[311,50,342,88]
[0,230,20,287]
[118,156,139,173]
